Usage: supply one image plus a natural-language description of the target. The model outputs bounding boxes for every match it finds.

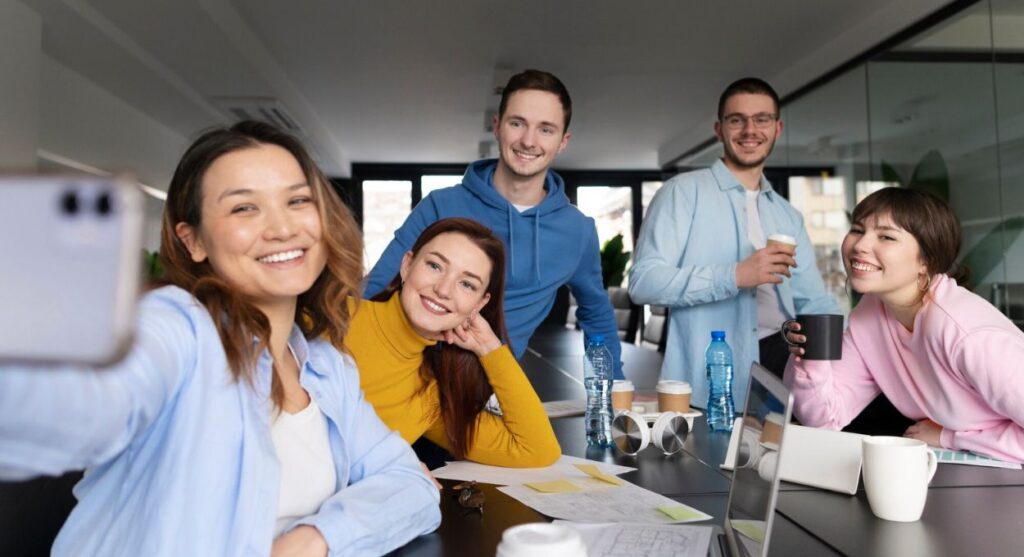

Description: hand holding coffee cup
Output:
[736,234,798,289]
[783,314,843,360]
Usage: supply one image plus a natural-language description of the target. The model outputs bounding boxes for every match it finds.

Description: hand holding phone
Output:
[0,175,144,366]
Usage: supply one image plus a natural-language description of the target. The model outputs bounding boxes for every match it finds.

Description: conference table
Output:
[391,324,1024,556]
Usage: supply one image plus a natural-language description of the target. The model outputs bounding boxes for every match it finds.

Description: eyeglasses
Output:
[453,481,485,514]
[721,113,777,130]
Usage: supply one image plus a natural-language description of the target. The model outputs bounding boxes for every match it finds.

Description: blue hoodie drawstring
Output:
[534,212,541,282]
[507,203,516,280]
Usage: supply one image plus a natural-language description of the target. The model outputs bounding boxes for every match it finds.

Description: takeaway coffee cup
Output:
[784,314,844,360]
[496,523,588,557]
[862,437,938,522]
[611,380,635,412]
[766,233,797,254]
[656,380,692,413]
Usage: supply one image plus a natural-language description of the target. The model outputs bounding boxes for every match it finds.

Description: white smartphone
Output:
[0,175,145,366]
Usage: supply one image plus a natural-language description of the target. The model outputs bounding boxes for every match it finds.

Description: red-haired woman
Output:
[348,217,560,467]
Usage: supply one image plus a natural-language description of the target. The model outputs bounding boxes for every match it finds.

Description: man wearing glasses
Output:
[629,77,838,406]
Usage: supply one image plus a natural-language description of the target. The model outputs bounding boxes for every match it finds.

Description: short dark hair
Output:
[851,187,969,286]
[718,77,780,119]
[498,69,573,132]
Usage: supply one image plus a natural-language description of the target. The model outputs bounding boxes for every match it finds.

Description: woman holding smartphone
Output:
[0,121,440,555]
[347,217,560,467]
[784,187,1024,463]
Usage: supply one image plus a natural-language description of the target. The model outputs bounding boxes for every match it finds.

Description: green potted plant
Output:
[600,233,630,289]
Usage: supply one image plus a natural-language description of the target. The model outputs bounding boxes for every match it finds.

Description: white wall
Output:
[0,0,41,169]
[38,55,186,248]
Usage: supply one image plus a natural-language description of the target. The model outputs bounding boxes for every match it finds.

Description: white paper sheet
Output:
[432,455,635,485]
[542,399,586,418]
[498,480,713,525]
[554,521,713,557]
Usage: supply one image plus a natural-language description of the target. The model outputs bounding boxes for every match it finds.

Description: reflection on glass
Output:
[788,176,853,312]
[421,174,462,199]
[362,180,412,270]
[991,0,1024,327]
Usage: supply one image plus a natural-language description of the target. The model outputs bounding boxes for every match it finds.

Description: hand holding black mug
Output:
[783,314,844,360]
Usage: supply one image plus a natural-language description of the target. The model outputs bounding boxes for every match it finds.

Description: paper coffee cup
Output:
[759,412,784,446]
[766,233,796,252]
[611,380,635,412]
[656,380,692,413]
[496,523,588,557]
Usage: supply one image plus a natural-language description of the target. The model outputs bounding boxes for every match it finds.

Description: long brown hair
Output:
[159,120,363,407]
[851,187,970,289]
[372,218,508,459]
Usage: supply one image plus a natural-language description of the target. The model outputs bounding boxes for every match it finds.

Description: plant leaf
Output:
[908,149,950,201]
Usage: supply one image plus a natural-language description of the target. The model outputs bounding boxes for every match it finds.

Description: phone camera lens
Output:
[60,190,79,215]
[96,192,113,215]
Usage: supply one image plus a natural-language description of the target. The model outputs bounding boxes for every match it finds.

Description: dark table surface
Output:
[405,325,1024,557]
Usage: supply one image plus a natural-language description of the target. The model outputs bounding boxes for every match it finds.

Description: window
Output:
[421,174,462,198]
[362,180,412,270]
[576,186,634,287]
[641,181,664,217]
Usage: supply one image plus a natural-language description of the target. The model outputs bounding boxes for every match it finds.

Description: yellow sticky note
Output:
[574,463,625,486]
[731,520,766,543]
[524,480,582,493]
[657,505,706,521]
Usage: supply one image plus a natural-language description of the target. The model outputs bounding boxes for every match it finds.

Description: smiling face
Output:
[715,92,782,172]
[493,89,571,181]
[842,212,928,305]
[398,232,493,338]
[175,143,326,314]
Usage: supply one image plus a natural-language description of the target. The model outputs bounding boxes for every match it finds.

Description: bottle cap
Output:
[711,330,726,340]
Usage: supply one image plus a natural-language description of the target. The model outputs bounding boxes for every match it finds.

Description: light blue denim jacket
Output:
[0,286,440,556]
[629,160,839,406]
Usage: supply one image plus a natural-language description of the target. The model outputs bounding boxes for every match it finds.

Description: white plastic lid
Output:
[767,233,796,245]
[656,380,692,394]
[612,380,635,392]
[496,523,587,557]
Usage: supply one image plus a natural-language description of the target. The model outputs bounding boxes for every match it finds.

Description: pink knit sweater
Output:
[784,274,1024,463]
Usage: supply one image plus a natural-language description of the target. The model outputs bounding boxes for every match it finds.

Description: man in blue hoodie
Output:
[365,69,624,379]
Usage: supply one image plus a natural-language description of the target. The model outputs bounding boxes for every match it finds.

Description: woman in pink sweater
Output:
[784,188,1024,463]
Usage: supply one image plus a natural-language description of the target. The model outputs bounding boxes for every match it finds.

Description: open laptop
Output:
[710,362,794,557]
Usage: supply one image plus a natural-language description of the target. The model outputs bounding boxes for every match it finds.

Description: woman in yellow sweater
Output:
[347,217,560,467]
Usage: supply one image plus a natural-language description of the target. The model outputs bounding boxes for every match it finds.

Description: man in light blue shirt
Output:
[629,78,839,407]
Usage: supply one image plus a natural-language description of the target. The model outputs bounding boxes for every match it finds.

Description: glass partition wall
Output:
[673,0,1024,323]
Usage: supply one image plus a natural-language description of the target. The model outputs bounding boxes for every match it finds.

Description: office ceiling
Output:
[22,0,952,176]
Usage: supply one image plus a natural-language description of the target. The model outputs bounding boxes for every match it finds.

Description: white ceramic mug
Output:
[496,523,588,557]
[861,437,938,522]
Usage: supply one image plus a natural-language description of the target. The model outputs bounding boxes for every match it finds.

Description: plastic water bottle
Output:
[584,335,614,447]
[705,330,735,432]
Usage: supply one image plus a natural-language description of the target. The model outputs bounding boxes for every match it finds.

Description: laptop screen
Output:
[723,363,793,557]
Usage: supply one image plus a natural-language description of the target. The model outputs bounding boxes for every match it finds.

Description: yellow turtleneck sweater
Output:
[346,293,560,468]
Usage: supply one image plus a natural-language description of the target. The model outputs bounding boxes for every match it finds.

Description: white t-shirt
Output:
[271,351,337,537]
[512,203,536,213]
[746,189,788,339]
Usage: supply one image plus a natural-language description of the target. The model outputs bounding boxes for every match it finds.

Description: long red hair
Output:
[372,218,508,459]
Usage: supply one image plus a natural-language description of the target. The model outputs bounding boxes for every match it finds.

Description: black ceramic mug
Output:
[783,314,843,360]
